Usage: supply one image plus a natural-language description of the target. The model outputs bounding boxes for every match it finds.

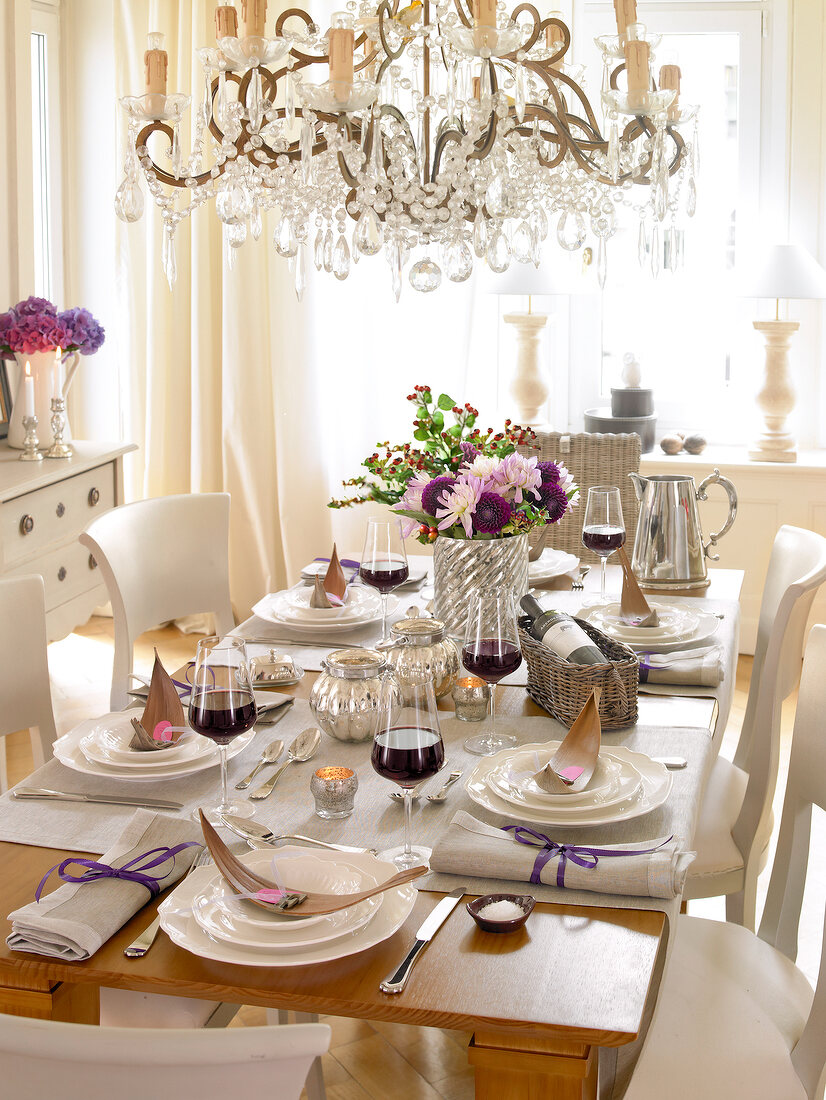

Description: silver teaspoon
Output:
[426,770,463,803]
[234,739,285,791]
[249,727,322,800]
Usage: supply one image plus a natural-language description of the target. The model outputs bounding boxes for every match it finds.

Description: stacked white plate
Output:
[466,741,671,826]
[159,845,418,967]
[53,712,255,781]
[528,549,580,583]
[579,601,721,652]
[252,585,397,636]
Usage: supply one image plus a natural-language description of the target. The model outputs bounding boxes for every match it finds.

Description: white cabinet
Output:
[0,441,136,642]
[639,446,826,653]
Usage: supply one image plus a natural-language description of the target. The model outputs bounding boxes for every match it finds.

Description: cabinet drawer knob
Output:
[57,566,67,582]
[88,553,97,570]
[88,487,100,507]
[56,502,66,518]
[19,514,34,536]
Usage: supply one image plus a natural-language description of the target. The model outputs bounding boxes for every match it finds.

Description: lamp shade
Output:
[739,243,826,301]
[481,250,593,296]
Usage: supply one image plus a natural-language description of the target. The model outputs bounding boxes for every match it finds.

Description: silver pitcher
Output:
[628,469,738,590]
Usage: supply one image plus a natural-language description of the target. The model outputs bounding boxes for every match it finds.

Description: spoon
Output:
[426,770,463,803]
[249,727,322,800]
[234,739,284,791]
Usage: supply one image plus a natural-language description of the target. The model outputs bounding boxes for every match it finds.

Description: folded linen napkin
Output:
[6,810,201,960]
[638,645,724,687]
[430,811,694,899]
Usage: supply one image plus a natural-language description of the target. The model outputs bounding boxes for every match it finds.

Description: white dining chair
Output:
[625,623,826,1100]
[684,524,826,929]
[0,1013,331,1100]
[80,493,235,710]
[0,575,57,793]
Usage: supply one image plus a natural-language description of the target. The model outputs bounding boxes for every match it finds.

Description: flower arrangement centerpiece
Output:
[0,296,105,448]
[332,386,578,636]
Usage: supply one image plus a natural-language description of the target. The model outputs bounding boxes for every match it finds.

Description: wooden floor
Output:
[4,617,823,1099]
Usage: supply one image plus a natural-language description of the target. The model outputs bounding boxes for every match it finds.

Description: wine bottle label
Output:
[537,619,605,665]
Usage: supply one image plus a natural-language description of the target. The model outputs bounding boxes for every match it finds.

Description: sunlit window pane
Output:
[31,30,51,300]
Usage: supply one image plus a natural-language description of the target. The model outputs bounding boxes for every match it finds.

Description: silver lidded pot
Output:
[309,648,400,743]
[385,617,460,703]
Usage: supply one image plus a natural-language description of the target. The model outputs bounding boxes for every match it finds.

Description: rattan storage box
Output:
[517,618,639,729]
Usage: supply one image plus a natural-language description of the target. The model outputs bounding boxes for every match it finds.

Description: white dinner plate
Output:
[54,715,255,782]
[281,585,382,620]
[192,850,383,950]
[159,846,417,967]
[486,750,636,809]
[466,743,671,827]
[528,549,580,581]
[80,714,204,768]
[579,603,721,652]
[486,753,643,815]
[252,592,398,636]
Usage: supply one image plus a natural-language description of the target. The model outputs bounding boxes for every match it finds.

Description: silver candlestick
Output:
[20,416,43,462]
[46,396,73,459]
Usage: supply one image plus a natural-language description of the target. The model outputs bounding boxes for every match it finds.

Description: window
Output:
[30,1,63,304]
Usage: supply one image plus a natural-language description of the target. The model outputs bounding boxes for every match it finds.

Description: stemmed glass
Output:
[371,668,445,870]
[461,589,523,756]
[360,517,409,644]
[188,636,257,826]
[581,486,625,603]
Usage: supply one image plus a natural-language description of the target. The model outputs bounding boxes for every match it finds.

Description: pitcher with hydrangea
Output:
[0,296,105,448]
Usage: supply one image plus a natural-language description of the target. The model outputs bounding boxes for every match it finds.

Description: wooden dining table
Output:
[0,566,744,1100]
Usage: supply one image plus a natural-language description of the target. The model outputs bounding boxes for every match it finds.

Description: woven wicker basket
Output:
[518,618,639,729]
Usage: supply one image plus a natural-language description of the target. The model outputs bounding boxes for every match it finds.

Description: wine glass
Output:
[581,485,626,603]
[461,589,523,756]
[189,636,257,826]
[360,518,409,644]
[371,667,445,870]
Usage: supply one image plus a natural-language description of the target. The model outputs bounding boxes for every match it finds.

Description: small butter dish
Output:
[466,893,535,933]
[250,651,305,687]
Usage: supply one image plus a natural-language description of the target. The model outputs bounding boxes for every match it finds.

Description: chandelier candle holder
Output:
[117,0,697,297]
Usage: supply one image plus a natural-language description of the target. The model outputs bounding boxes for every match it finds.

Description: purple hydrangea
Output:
[15,296,57,318]
[59,307,105,355]
[539,480,570,522]
[422,475,456,516]
[473,491,512,534]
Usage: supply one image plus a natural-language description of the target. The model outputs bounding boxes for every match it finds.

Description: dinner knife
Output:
[11,787,183,811]
[380,886,466,995]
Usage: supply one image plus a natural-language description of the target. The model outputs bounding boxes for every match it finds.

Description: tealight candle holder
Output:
[452,676,490,721]
[310,765,358,819]
[20,416,43,462]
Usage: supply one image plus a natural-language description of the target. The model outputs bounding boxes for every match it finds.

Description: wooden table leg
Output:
[469,1031,597,1100]
[0,980,99,1023]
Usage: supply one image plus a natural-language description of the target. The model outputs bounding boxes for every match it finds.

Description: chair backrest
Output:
[79,494,235,710]
[519,431,642,563]
[0,1014,330,1100]
[0,575,57,789]
[757,624,826,1099]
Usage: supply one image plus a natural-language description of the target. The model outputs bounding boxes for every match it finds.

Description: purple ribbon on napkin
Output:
[313,556,360,570]
[503,825,674,888]
[34,842,202,902]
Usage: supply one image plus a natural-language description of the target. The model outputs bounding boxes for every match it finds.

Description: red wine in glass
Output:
[359,560,409,594]
[371,725,445,786]
[189,689,257,745]
[582,525,625,556]
[461,639,523,683]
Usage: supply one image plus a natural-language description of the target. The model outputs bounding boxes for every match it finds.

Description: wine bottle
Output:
[519,595,606,665]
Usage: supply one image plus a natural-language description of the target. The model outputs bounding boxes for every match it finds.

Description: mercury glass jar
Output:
[309,648,400,743]
[386,617,460,703]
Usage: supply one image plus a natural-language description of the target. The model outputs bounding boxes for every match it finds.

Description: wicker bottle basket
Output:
[517,618,639,729]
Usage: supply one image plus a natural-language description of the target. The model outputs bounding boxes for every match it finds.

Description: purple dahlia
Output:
[422,475,456,516]
[473,491,512,534]
[536,460,561,482]
[460,440,480,464]
[539,480,569,522]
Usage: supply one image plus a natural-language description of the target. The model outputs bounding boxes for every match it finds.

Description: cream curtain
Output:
[61,0,490,616]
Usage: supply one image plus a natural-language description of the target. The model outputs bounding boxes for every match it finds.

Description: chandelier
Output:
[115,0,698,299]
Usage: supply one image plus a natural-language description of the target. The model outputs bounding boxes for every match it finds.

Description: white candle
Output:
[53,347,62,401]
[24,361,35,419]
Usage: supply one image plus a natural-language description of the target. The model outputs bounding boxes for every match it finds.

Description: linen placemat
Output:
[6,810,201,960]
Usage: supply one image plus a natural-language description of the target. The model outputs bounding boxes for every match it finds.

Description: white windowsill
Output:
[641,445,826,474]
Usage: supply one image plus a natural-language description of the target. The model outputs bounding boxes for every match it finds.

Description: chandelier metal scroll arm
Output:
[136,123,215,189]
[452,0,473,30]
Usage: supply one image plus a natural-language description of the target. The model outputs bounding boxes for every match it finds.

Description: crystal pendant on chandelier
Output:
[117,12,697,295]
[294,241,307,300]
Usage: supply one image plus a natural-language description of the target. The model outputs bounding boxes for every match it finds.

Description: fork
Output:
[572,564,591,591]
[123,848,212,958]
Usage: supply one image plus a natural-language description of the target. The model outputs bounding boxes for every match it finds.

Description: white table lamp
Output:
[488,257,590,427]
[741,243,826,462]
